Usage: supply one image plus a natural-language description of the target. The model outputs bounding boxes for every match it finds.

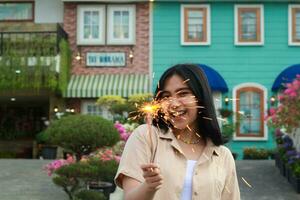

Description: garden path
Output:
[0,159,298,200]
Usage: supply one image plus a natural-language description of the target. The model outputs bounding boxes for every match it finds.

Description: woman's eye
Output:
[178,91,189,97]
[161,95,170,99]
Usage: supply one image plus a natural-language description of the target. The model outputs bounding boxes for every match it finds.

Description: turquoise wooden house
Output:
[151,0,300,158]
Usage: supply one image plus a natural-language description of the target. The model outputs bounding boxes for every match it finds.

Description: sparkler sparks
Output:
[241,177,252,188]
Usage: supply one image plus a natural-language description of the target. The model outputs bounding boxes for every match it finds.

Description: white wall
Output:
[35,0,63,23]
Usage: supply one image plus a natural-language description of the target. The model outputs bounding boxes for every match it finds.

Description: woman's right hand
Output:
[141,163,163,192]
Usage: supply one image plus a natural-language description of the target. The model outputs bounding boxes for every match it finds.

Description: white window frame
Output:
[107,5,136,45]
[77,5,105,45]
[232,83,268,141]
[234,4,264,46]
[180,4,211,46]
[288,4,300,46]
[81,100,112,120]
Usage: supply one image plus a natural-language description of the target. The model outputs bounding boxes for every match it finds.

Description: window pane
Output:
[84,25,91,39]
[92,11,99,25]
[0,3,32,20]
[239,91,261,135]
[187,10,204,41]
[113,9,130,39]
[122,11,129,25]
[296,11,300,40]
[84,11,91,25]
[83,10,100,39]
[114,25,121,38]
[114,11,121,26]
[92,25,99,38]
[123,25,129,38]
[241,11,257,40]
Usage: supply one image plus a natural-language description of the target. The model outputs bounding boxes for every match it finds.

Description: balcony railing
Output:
[0,24,68,56]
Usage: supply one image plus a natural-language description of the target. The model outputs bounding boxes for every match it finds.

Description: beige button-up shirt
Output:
[115,124,240,200]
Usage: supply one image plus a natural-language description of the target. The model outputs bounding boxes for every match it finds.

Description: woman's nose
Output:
[168,97,181,109]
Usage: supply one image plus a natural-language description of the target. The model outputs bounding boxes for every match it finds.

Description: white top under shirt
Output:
[180,160,197,200]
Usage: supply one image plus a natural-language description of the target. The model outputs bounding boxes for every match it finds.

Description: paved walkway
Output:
[0,159,299,200]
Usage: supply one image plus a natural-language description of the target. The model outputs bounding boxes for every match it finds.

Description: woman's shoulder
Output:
[215,145,235,161]
[128,124,160,140]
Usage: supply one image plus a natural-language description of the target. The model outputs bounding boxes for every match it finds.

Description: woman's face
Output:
[160,74,199,131]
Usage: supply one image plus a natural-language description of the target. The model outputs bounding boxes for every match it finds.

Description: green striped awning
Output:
[65,74,150,98]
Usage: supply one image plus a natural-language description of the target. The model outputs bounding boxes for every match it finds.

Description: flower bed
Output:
[274,129,300,193]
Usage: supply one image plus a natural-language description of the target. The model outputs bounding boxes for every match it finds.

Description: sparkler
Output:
[241,177,252,188]
[138,101,162,163]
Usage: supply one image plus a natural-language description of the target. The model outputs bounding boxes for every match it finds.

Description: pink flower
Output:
[269,108,276,115]
[268,75,300,132]
[43,159,72,176]
[114,121,131,142]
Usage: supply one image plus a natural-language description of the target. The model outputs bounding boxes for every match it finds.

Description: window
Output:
[181,4,210,45]
[233,84,267,141]
[81,101,112,119]
[107,5,136,45]
[235,5,264,45]
[77,4,136,45]
[0,2,34,21]
[77,5,105,45]
[289,5,300,45]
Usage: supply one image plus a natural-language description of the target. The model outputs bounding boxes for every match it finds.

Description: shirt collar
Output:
[157,127,220,157]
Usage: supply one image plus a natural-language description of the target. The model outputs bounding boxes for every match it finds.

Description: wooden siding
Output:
[153,2,299,158]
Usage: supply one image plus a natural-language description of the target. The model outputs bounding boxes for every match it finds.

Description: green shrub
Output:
[243,147,269,160]
[43,115,120,161]
[35,131,49,144]
[0,151,17,158]
[87,158,119,183]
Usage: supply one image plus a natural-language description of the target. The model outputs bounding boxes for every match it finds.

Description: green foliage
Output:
[218,108,233,118]
[35,131,49,144]
[87,158,119,183]
[75,190,106,200]
[0,35,70,94]
[0,151,17,158]
[221,123,235,139]
[128,93,153,105]
[43,115,120,160]
[97,95,126,107]
[0,129,28,140]
[52,160,116,200]
[243,147,270,160]
[59,39,71,94]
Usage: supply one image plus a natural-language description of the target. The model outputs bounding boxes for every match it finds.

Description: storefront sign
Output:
[86,52,126,67]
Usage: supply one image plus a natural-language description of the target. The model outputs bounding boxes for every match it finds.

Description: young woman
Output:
[115,64,240,200]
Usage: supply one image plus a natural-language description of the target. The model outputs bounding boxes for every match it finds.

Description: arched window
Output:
[233,83,267,140]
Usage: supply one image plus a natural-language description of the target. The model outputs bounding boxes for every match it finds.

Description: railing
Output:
[0,24,68,56]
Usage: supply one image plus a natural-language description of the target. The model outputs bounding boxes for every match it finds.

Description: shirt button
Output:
[194,191,198,196]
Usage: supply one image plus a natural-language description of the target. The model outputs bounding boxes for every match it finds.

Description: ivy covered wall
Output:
[0,35,71,94]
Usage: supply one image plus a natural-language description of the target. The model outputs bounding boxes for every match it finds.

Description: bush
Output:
[243,147,269,160]
[0,151,17,158]
[43,115,120,161]
[87,158,119,183]
[35,130,49,144]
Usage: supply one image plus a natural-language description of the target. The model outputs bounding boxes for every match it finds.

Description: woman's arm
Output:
[123,164,163,200]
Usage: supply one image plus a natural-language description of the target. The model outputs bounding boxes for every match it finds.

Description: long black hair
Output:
[153,64,223,146]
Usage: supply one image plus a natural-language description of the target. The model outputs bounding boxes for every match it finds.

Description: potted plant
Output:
[43,114,120,199]
[287,151,300,193]
[243,147,269,160]
[218,108,233,118]
[36,131,57,159]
